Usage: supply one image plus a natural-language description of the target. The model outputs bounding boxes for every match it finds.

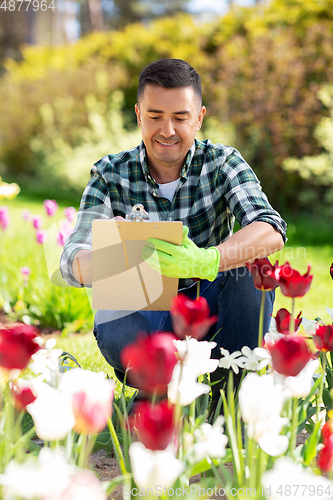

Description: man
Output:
[60,59,286,398]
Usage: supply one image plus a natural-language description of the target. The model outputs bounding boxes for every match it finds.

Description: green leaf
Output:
[302,419,321,465]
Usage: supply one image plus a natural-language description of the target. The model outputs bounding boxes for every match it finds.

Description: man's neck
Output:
[147,160,182,184]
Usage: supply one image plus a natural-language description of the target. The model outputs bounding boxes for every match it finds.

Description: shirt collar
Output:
[139,140,196,182]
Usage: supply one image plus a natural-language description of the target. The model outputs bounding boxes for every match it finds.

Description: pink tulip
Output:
[36,230,47,245]
[57,231,66,246]
[22,209,31,221]
[0,206,9,231]
[32,215,43,230]
[44,199,58,217]
[20,266,30,277]
[64,206,76,222]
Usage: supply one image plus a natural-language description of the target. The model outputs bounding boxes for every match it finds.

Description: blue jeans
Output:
[93,266,275,383]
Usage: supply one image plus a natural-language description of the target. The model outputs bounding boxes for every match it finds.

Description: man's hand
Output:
[142,226,220,281]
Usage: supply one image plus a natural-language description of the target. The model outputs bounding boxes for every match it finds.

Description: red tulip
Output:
[317,436,333,473]
[274,308,302,334]
[131,399,175,451]
[121,333,178,395]
[267,335,313,377]
[330,263,333,280]
[0,324,41,371]
[11,384,36,411]
[246,258,279,291]
[322,420,333,443]
[313,325,333,352]
[270,263,313,298]
[170,294,218,340]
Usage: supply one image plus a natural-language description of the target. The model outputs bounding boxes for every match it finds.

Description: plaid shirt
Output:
[60,139,287,289]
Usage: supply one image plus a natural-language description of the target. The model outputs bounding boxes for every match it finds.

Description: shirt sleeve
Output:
[60,167,114,288]
[223,152,287,242]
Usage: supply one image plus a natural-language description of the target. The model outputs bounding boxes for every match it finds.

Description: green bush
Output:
[1,1,333,208]
[282,85,333,208]
[29,88,141,192]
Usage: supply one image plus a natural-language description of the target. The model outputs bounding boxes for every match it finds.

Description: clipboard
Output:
[92,208,183,311]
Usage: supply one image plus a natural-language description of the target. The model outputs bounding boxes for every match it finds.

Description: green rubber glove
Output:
[142,226,220,281]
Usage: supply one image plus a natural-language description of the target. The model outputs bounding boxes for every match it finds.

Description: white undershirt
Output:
[156,178,180,203]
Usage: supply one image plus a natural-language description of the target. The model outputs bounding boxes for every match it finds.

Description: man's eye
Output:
[176,118,186,122]
[150,116,160,120]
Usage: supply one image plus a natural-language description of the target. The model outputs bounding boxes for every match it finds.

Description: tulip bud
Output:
[267,335,313,377]
[121,333,178,395]
[0,325,41,371]
[271,263,313,298]
[274,308,302,334]
[12,383,36,411]
[131,400,175,451]
[313,325,333,352]
[246,258,279,291]
[170,294,217,340]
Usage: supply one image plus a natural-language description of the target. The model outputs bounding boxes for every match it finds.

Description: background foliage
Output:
[0,0,333,213]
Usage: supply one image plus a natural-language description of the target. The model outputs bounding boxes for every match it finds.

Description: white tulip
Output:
[327,307,333,321]
[60,368,115,407]
[239,373,288,423]
[275,359,320,398]
[247,415,288,442]
[262,457,333,500]
[168,363,210,406]
[30,338,63,387]
[173,338,219,376]
[239,373,290,455]
[129,442,184,491]
[27,381,75,441]
[300,317,317,335]
[192,416,228,462]
[0,448,75,499]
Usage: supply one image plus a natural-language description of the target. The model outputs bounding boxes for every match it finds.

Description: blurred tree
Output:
[99,0,191,30]
[0,0,191,68]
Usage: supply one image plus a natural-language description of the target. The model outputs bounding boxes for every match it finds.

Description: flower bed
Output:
[0,259,333,499]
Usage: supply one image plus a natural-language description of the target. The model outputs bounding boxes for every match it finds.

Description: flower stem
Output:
[290,298,295,334]
[107,416,128,476]
[78,433,88,468]
[196,280,201,300]
[288,397,299,456]
[317,353,327,422]
[258,290,266,347]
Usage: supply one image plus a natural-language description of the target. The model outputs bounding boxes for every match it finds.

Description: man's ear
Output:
[196,106,206,132]
[135,103,141,128]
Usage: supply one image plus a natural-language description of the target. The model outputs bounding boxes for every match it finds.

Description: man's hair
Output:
[137,59,202,103]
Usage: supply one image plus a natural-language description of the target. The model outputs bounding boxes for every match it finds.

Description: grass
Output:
[55,334,136,399]
[0,194,93,330]
[1,192,332,383]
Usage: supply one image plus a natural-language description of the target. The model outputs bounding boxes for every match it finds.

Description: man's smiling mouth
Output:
[156,141,178,146]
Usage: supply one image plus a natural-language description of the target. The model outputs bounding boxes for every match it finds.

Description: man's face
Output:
[135,85,206,180]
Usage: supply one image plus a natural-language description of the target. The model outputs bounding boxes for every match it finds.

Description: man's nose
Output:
[160,119,175,138]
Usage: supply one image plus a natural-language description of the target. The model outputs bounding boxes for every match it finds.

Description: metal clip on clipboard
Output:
[125,204,149,222]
